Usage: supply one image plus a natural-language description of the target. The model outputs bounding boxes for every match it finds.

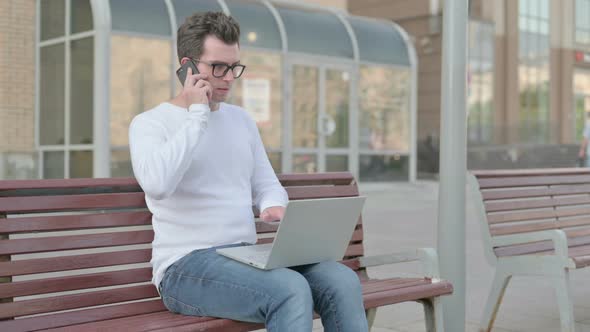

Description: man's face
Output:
[194,35,241,103]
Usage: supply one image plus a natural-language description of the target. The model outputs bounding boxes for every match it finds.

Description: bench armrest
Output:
[491,229,569,258]
[358,248,441,281]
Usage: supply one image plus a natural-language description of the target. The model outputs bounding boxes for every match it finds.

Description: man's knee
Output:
[273,271,313,308]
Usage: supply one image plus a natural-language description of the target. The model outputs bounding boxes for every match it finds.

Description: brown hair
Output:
[176,11,241,63]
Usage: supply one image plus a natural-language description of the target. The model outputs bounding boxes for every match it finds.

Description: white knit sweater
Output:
[129,102,288,289]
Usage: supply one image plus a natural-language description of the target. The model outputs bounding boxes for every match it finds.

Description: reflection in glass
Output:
[468,21,494,145]
[70,37,94,145]
[41,0,65,40]
[111,149,134,177]
[292,154,316,173]
[276,6,353,58]
[225,0,282,50]
[70,150,93,178]
[43,151,64,179]
[110,36,171,146]
[267,152,282,174]
[575,0,590,45]
[574,70,590,141]
[359,154,408,182]
[40,44,65,146]
[348,17,409,65]
[359,66,410,152]
[292,66,318,148]
[110,0,171,36]
[173,0,223,28]
[325,70,349,148]
[71,0,93,34]
[518,0,550,143]
[326,155,348,172]
[227,51,282,149]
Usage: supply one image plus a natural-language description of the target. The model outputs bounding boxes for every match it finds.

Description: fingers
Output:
[186,73,209,87]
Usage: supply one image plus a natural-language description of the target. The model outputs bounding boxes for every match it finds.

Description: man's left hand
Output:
[260,206,285,222]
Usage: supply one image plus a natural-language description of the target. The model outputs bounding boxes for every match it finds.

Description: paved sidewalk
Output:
[352,181,590,332]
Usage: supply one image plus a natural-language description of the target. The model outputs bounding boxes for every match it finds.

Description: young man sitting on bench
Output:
[128,11,368,332]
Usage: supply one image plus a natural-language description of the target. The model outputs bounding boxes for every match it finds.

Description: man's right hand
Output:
[182,67,212,106]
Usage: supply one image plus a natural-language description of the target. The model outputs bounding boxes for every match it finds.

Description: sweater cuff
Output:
[259,200,288,213]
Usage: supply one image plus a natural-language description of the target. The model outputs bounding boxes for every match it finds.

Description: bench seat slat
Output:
[18,278,451,332]
[0,192,146,214]
[494,235,590,257]
[487,207,590,224]
[0,284,158,319]
[490,217,590,236]
[0,211,152,234]
[485,195,590,212]
[478,174,590,189]
[0,249,151,277]
[0,230,154,255]
[481,184,590,200]
[0,267,152,298]
[0,299,166,332]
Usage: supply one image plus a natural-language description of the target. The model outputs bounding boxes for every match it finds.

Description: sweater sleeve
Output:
[248,117,288,212]
[129,104,210,200]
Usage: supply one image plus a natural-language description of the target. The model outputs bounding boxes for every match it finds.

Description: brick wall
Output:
[0,0,36,154]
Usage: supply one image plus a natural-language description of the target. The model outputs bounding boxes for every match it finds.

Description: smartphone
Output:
[176,60,199,86]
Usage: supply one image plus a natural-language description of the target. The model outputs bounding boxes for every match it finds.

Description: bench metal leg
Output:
[553,269,575,332]
[419,297,444,332]
[365,308,377,331]
[479,269,511,332]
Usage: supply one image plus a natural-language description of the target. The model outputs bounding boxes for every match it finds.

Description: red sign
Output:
[576,51,590,63]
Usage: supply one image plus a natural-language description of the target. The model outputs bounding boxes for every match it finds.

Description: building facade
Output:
[0,0,418,182]
[350,0,590,174]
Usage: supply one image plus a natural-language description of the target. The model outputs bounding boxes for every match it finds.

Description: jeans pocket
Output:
[162,295,204,316]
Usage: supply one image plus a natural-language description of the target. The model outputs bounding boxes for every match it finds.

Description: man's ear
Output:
[180,57,190,65]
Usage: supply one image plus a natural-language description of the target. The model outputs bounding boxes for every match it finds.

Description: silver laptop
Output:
[216,196,366,270]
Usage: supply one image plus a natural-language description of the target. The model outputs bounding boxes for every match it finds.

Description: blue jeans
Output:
[159,243,369,332]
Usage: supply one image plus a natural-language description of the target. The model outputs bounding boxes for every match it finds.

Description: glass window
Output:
[70,37,94,145]
[576,0,590,45]
[267,152,281,174]
[173,0,223,28]
[325,69,349,148]
[518,0,550,143]
[468,21,494,145]
[110,36,172,147]
[292,154,317,173]
[226,50,282,149]
[359,66,411,152]
[276,6,353,58]
[43,151,65,179]
[291,66,319,148]
[70,0,93,34]
[70,150,93,178]
[348,17,409,66]
[40,44,66,146]
[326,155,348,172]
[359,154,408,182]
[225,0,282,50]
[110,0,171,36]
[41,0,65,41]
[111,149,134,177]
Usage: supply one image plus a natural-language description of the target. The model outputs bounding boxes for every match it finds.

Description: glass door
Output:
[287,60,354,173]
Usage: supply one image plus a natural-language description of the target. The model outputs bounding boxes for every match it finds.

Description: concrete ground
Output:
[304,181,590,332]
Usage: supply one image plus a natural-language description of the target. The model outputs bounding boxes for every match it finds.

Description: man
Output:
[129,11,368,331]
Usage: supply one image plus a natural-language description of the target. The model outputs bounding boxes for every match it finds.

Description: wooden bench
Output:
[469,168,590,332]
[0,172,452,331]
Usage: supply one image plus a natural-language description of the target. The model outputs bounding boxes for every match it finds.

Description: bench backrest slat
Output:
[0,172,364,321]
[0,249,152,277]
[469,168,590,264]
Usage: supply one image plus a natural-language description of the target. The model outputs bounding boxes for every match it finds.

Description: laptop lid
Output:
[263,196,367,269]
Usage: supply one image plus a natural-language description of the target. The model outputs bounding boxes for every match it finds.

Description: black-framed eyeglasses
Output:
[191,59,246,79]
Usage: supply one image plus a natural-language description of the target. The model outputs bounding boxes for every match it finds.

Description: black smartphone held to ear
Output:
[176,60,200,86]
